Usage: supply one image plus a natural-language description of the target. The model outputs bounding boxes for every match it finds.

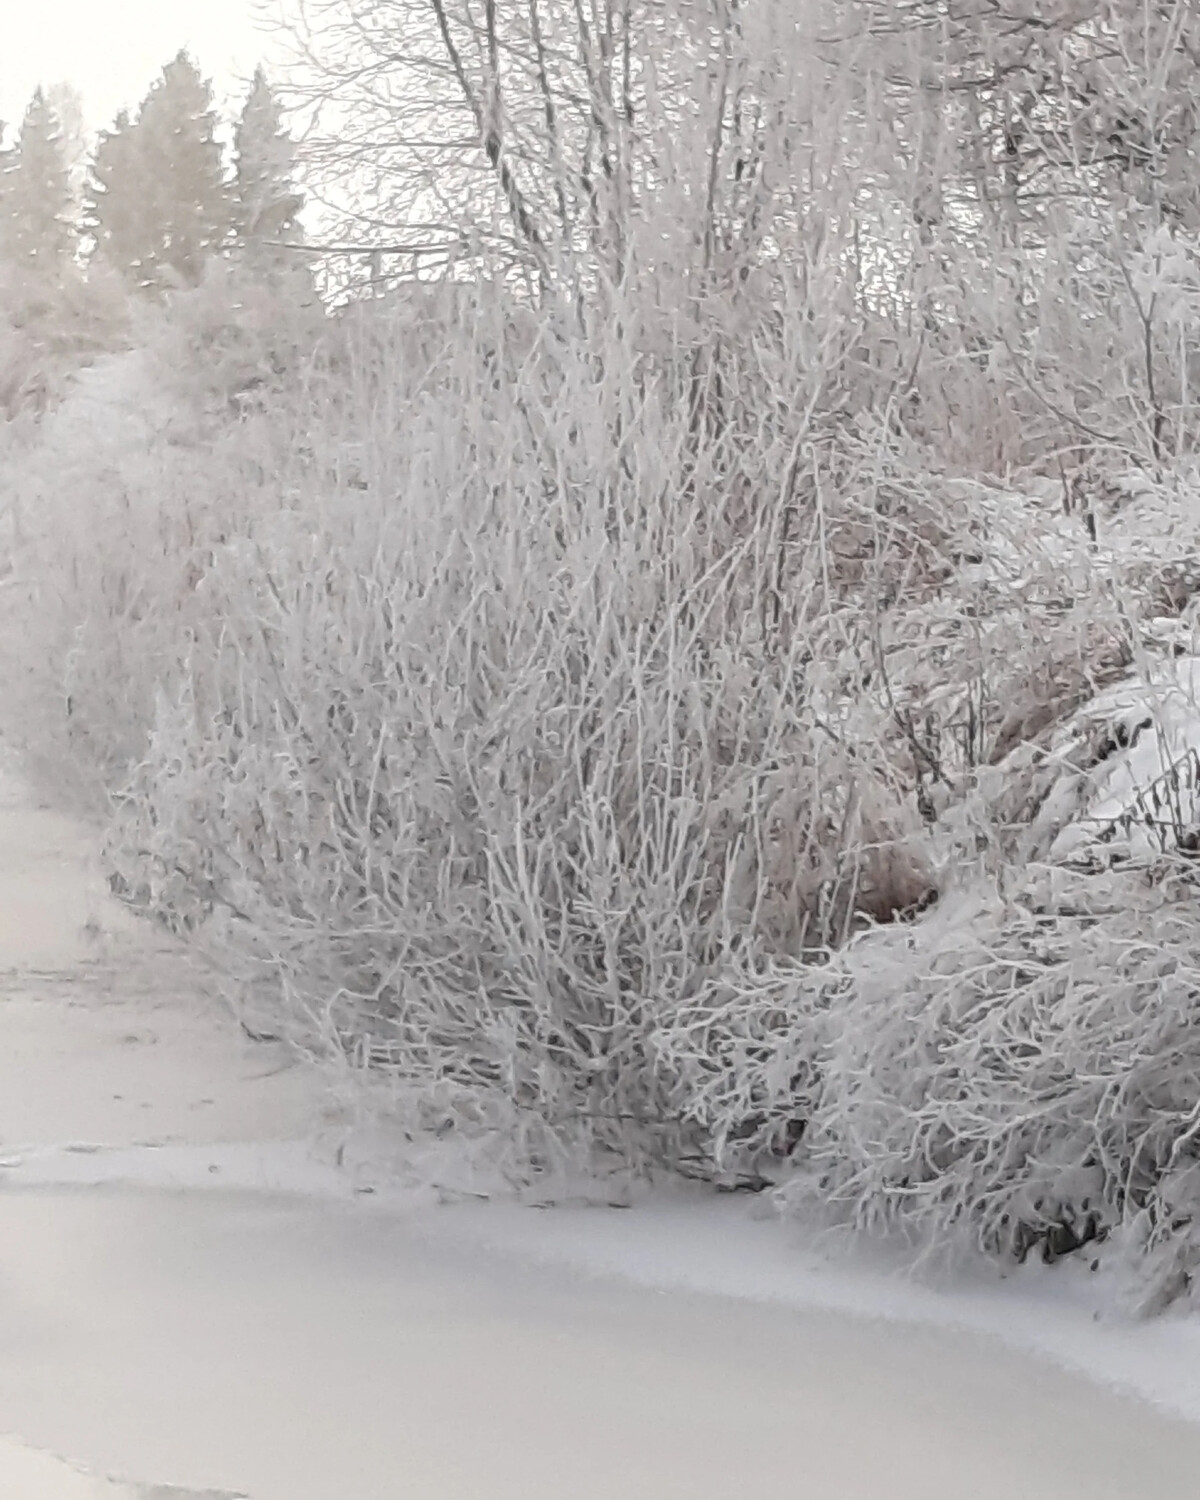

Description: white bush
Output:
[94,287,908,1169]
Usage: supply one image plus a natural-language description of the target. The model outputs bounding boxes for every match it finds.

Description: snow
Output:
[0,1436,237,1498]
[0,750,328,1151]
[15,1135,1200,1441]
[2,1185,1200,1500]
[1026,654,1200,862]
[420,1189,1200,1426]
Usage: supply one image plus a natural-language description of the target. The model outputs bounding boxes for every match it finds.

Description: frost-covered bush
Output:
[647,847,1200,1312]
[655,650,1200,1307]
[87,286,941,1170]
[130,257,324,416]
[784,870,1200,1313]
[0,264,326,796]
[0,263,126,419]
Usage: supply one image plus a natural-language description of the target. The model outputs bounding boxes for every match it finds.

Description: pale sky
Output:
[0,0,275,131]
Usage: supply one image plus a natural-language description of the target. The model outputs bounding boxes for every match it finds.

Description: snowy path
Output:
[2,758,1200,1497]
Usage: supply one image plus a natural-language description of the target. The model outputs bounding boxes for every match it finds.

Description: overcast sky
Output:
[0,0,274,130]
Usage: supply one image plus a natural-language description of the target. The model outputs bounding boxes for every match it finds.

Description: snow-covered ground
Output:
[0,1436,234,1498]
[8,1183,1200,1500]
[5,754,1200,1497]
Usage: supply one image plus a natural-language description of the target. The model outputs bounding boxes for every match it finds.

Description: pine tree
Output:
[233,67,304,268]
[0,89,76,283]
[85,52,233,292]
[137,51,232,287]
[83,109,152,283]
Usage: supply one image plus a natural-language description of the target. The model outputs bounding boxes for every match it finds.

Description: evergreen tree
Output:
[83,109,152,283]
[85,52,233,292]
[137,51,232,287]
[0,89,76,283]
[233,67,304,266]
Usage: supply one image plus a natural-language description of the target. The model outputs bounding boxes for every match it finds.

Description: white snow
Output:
[0,1436,236,1498]
[1044,654,1200,862]
[2,1185,1200,1500]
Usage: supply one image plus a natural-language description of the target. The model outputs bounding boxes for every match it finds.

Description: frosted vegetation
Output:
[7,0,1200,1312]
